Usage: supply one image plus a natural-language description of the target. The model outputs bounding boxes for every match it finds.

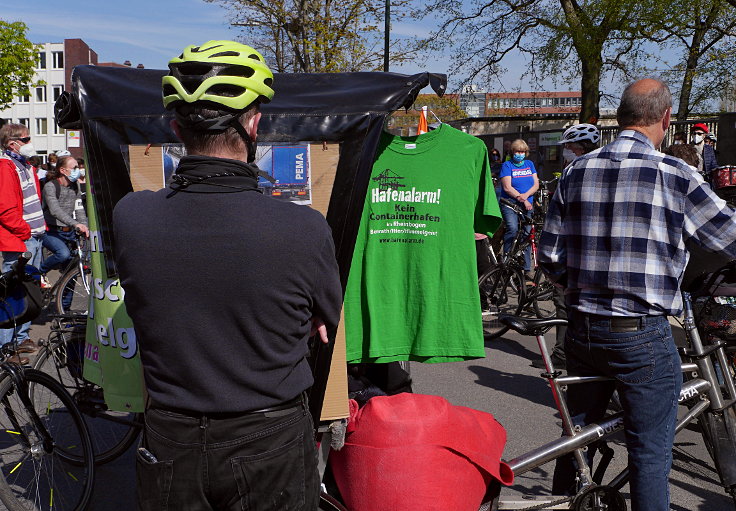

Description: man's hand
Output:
[310,317,329,344]
[75,224,90,237]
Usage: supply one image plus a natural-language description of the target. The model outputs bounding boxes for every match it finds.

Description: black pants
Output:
[137,399,319,511]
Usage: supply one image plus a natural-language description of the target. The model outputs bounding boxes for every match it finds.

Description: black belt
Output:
[571,311,648,333]
[149,394,305,420]
[607,317,643,332]
[49,226,73,232]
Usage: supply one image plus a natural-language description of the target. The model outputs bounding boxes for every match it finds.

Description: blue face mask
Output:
[512,153,525,163]
[67,167,81,182]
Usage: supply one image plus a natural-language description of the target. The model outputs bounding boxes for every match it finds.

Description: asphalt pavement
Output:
[4,310,733,510]
[411,319,735,511]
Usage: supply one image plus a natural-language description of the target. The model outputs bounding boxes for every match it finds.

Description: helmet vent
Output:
[207,83,247,98]
[264,77,273,87]
[216,64,255,78]
[162,84,178,96]
[210,51,240,58]
[248,53,262,61]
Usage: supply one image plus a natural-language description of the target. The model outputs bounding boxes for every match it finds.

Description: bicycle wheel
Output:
[698,407,736,505]
[0,369,94,511]
[531,268,556,318]
[479,266,525,339]
[53,267,90,316]
[34,340,141,465]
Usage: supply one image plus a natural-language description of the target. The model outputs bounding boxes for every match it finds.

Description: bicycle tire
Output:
[53,267,90,316]
[479,266,526,339]
[0,369,94,511]
[33,340,141,465]
[698,407,736,505]
[531,268,556,319]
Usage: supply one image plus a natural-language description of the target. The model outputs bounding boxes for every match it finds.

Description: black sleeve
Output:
[310,221,343,338]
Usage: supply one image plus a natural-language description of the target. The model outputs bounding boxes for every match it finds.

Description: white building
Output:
[0,39,145,164]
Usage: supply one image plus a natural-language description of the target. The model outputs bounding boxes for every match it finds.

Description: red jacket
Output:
[0,157,38,252]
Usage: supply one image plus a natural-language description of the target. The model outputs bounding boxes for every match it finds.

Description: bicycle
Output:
[33,313,143,465]
[479,198,554,339]
[481,276,736,509]
[0,253,94,511]
[36,231,91,315]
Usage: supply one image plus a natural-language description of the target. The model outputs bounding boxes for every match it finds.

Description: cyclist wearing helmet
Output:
[113,40,342,511]
[559,123,600,165]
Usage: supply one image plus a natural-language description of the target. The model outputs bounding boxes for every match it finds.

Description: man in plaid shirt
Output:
[539,78,736,511]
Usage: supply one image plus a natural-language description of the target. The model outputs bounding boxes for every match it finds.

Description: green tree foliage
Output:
[419,0,652,123]
[205,0,420,73]
[0,20,39,111]
[642,0,736,119]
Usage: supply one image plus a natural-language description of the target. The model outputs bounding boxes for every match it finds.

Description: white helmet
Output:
[55,150,71,157]
[559,123,600,145]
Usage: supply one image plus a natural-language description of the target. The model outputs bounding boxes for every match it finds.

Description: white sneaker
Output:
[40,275,51,289]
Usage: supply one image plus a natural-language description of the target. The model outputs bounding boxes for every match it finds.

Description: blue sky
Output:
[2,0,439,74]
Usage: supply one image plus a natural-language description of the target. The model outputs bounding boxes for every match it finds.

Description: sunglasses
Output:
[13,137,31,143]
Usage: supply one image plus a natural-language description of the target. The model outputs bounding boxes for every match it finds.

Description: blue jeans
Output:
[552,312,682,511]
[40,229,75,273]
[1,234,44,346]
[500,202,532,271]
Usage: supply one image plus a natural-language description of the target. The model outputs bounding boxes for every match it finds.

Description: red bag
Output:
[329,394,514,511]
[711,166,736,190]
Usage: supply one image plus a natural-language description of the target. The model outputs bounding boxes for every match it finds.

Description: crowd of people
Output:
[3,37,736,511]
[0,123,89,363]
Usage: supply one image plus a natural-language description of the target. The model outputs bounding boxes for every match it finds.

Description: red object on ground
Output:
[329,393,514,511]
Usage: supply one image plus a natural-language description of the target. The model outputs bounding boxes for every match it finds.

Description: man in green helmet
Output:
[113,40,342,510]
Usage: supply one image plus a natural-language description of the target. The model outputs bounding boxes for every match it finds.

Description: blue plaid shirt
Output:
[539,130,736,316]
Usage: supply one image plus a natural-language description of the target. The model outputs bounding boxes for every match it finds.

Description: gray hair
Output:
[616,79,672,128]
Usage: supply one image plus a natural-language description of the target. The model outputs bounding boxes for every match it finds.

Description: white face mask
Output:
[78,167,85,177]
[562,148,577,162]
[18,142,37,158]
[673,140,683,145]
[692,134,704,145]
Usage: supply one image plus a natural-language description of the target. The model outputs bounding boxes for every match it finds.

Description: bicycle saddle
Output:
[499,314,568,336]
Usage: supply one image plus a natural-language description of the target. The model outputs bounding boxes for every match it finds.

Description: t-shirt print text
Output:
[512,167,533,177]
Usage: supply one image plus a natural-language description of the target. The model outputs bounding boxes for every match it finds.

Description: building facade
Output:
[0,39,118,163]
[486,91,582,118]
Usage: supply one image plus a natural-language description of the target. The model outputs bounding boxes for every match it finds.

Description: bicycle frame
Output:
[496,293,735,509]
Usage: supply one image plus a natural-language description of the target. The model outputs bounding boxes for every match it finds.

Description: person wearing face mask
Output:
[0,123,47,363]
[498,138,539,277]
[40,156,89,277]
[690,122,717,178]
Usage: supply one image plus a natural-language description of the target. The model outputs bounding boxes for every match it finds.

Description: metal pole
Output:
[384,0,390,72]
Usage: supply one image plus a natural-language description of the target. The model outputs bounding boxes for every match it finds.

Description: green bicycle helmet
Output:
[162,40,274,112]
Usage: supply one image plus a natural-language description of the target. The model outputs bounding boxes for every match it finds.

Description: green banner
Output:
[83,171,145,412]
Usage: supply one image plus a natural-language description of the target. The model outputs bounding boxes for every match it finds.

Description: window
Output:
[35,86,46,102]
[52,51,64,69]
[36,118,47,135]
[53,122,62,135]
[17,118,29,128]
[17,94,29,103]
[37,52,46,69]
[52,85,64,102]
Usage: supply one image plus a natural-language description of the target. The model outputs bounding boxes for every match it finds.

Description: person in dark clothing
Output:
[690,122,717,179]
[113,40,343,511]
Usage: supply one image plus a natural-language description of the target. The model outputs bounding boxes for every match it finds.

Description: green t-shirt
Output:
[344,124,502,363]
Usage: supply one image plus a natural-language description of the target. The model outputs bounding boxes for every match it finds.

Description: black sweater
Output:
[113,156,343,413]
